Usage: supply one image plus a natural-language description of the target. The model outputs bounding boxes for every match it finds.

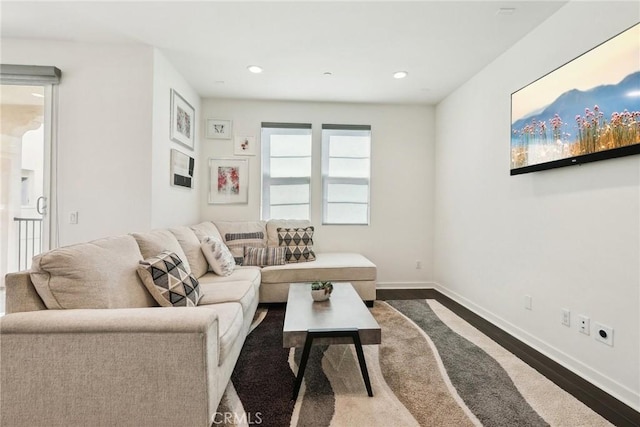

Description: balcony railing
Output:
[14,217,43,271]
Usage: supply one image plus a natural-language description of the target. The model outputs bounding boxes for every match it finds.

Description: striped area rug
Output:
[215,300,611,427]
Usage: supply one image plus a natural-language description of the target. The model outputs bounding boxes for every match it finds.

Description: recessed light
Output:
[393,71,408,79]
[31,92,44,98]
[247,65,263,74]
[214,80,225,84]
[497,8,516,15]
[323,72,333,76]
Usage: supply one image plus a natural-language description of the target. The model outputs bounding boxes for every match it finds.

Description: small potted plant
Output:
[311,281,333,302]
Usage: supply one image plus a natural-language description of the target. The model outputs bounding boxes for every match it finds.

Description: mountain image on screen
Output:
[511,71,640,170]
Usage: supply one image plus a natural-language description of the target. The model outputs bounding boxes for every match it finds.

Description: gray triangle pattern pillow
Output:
[277,226,316,263]
[137,251,202,307]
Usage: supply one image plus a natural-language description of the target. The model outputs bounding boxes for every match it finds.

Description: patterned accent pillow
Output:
[243,246,287,267]
[277,226,316,263]
[137,251,201,307]
[201,236,236,276]
[224,231,266,265]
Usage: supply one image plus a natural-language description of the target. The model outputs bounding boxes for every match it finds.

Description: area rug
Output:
[215,300,611,427]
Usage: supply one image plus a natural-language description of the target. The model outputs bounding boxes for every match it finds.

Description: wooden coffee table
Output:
[283,282,381,400]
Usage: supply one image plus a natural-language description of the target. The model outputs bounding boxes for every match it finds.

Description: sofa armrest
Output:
[4,271,47,314]
[1,308,220,427]
[1,306,218,334]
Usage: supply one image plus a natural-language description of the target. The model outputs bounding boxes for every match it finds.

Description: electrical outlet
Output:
[524,295,532,310]
[578,315,590,335]
[416,261,422,269]
[561,309,571,327]
[69,211,78,224]
[595,323,613,347]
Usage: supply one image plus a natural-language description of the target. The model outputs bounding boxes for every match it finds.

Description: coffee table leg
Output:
[352,332,373,397]
[292,329,374,399]
[292,333,314,400]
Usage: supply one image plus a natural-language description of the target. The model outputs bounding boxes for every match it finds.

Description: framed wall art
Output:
[234,136,257,156]
[206,118,232,139]
[170,149,194,189]
[170,89,195,150]
[208,158,248,204]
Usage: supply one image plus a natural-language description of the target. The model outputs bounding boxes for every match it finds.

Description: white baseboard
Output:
[376,281,435,289]
[432,282,640,412]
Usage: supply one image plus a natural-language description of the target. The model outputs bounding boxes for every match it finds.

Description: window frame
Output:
[321,124,372,225]
[261,122,313,221]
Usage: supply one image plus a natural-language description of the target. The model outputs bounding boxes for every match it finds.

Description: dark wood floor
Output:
[376,288,640,427]
[377,288,437,300]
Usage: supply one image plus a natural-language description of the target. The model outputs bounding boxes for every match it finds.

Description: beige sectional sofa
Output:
[0,219,376,426]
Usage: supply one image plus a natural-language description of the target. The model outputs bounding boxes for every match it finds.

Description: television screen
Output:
[510,23,640,175]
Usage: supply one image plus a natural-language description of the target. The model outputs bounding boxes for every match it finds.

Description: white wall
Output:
[1,39,155,246]
[434,2,640,409]
[200,99,435,286]
[151,50,201,228]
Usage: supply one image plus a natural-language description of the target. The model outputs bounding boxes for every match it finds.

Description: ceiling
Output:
[1,1,568,105]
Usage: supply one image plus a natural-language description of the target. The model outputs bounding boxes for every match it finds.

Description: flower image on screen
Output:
[510,23,640,175]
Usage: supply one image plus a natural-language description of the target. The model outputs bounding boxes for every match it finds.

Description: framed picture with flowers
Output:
[170,89,195,150]
[208,158,249,204]
[234,135,257,156]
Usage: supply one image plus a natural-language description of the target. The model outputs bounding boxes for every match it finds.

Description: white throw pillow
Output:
[201,236,236,276]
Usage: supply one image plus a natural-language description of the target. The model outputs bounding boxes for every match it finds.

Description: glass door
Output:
[0,83,54,283]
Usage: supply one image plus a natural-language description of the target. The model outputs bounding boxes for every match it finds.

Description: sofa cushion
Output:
[198,280,256,318]
[131,229,192,273]
[137,251,202,307]
[214,221,267,265]
[197,267,261,291]
[243,246,286,267]
[30,235,156,309]
[189,221,223,242]
[266,219,312,247]
[169,226,209,278]
[199,302,244,366]
[277,226,316,263]
[201,237,235,276]
[261,252,376,284]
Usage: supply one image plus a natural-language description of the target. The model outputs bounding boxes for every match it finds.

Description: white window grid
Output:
[261,124,312,220]
[321,126,371,225]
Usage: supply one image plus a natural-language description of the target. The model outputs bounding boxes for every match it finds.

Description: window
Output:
[261,123,312,220]
[322,124,371,225]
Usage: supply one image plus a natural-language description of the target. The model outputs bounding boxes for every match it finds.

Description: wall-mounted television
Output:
[510,23,640,176]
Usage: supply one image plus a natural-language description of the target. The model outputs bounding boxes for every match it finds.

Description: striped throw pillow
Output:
[224,231,266,265]
[243,246,287,267]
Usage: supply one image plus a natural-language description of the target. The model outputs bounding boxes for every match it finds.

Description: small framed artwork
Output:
[208,158,248,204]
[170,149,195,189]
[234,136,257,156]
[170,89,195,150]
[206,118,232,139]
